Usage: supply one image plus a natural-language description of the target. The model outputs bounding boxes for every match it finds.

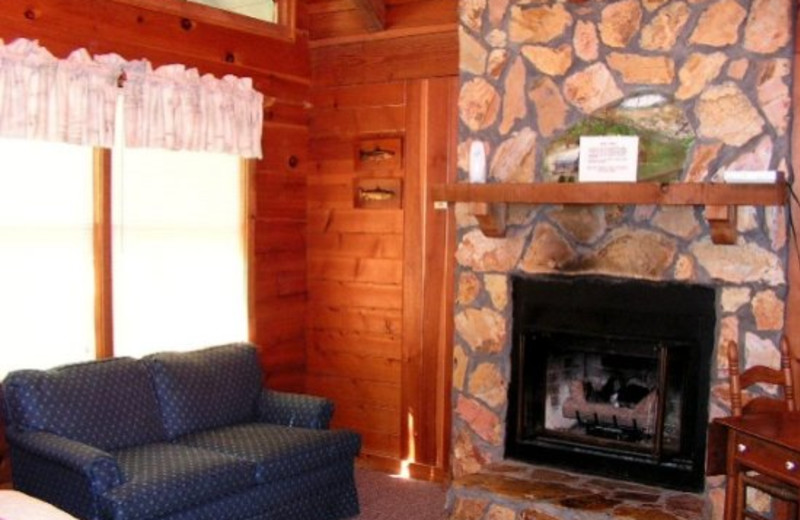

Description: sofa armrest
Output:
[257,390,334,429]
[7,430,123,493]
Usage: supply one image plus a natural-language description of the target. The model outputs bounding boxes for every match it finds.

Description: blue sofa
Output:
[2,343,361,520]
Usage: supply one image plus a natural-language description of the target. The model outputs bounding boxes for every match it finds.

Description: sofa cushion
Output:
[177,423,361,484]
[144,343,262,439]
[3,358,166,451]
[102,443,256,520]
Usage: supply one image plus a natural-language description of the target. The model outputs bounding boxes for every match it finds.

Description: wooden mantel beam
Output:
[352,0,386,32]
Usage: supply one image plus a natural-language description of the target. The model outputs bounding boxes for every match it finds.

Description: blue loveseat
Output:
[2,343,361,520]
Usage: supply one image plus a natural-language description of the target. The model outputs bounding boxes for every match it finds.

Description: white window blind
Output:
[111,144,248,358]
[0,138,95,378]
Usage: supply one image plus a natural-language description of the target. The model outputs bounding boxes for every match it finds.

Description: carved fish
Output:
[358,187,396,201]
[359,146,396,162]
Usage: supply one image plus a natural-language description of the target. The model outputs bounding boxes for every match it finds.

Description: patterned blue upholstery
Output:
[2,344,362,520]
[7,430,122,493]
[178,423,361,483]
[101,443,256,520]
[7,430,123,519]
[4,357,166,451]
[144,343,262,439]
[158,461,360,520]
[259,389,334,429]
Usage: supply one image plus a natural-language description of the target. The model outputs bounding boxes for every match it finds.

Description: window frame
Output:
[93,148,255,360]
[108,0,296,40]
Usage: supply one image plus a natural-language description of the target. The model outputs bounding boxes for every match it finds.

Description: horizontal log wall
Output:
[306,0,456,41]
[307,80,407,459]
[307,7,458,474]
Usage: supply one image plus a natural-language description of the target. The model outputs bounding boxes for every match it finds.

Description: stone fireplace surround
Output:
[451,0,793,518]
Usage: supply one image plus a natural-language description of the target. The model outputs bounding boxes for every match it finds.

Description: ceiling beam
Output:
[352,0,386,32]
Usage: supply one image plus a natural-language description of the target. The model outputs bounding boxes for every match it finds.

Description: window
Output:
[0,40,261,377]
[0,139,96,377]
[111,146,248,357]
[109,0,294,38]
[189,0,277,23]
[0,140,249,376]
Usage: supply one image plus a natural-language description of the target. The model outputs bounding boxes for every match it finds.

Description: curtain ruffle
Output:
[0,39,120,147]
[0,39,264,158]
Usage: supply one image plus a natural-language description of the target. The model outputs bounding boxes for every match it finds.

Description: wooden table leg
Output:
[724,436,740,520]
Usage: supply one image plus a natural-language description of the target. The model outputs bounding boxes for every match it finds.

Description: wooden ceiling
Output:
[305,0,456,42]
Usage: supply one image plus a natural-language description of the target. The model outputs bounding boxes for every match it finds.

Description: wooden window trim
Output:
[93,149,114,359]
[243,159,257,343]
[108,0,296,40]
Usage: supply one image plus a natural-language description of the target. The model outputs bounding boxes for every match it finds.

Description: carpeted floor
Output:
[352,468,448,520]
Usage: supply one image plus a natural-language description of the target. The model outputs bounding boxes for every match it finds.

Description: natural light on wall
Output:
[188,0,277,23]
[111,144,248,358]
[0,138,96,378]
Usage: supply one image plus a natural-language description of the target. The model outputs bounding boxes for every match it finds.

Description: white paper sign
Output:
[578,136,639,182]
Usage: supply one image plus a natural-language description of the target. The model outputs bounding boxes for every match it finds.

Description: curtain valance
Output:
[0,39,263,158]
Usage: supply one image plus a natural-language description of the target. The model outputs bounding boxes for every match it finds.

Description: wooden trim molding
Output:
[243,159,257,342]
[108,0,297,40]
[93,149,114,359]
[402,77,457,476]
[309,23,457,49]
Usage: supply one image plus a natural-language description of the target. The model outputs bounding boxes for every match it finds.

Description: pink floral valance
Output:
[0,39,263,158]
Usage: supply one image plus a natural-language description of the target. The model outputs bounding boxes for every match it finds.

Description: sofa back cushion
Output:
[144,343,263,439]
[3,357,167,450]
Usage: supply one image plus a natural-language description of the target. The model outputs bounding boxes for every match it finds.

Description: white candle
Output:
[469,140,487,183]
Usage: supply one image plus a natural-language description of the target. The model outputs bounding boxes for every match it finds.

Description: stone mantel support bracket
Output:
[431,181,787,245]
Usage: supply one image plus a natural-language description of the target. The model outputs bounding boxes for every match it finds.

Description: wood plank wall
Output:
[307,80,408,460]
[0,0,312,488]
[307,0,456,41]
[307,10,458,476]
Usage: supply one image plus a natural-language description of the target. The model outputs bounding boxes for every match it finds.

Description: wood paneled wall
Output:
[252,107,311,392]
[307,7,458,476]
[311,29,457,87]
[307,80,408,460]
[306,0,456,41]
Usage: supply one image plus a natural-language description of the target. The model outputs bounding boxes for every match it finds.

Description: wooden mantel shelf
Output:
[430,181,788,245]
[430,181,786,206]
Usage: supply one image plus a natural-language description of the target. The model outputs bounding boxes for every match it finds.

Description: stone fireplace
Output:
[451,0,792,518]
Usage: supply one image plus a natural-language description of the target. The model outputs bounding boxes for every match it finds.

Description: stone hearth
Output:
[451,0,793,518]
[449,462,706,520]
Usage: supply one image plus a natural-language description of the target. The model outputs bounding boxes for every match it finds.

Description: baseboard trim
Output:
[356,453,448,483]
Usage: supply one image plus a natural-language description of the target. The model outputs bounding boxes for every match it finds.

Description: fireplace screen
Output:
[506,275,715,491]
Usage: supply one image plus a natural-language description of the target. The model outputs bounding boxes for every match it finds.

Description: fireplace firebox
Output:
[506,275,715,491]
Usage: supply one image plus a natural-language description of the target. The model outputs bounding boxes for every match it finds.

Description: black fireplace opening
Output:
[505,275,715,492]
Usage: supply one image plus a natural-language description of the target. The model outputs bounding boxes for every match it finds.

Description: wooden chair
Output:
[728,336,798,520]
